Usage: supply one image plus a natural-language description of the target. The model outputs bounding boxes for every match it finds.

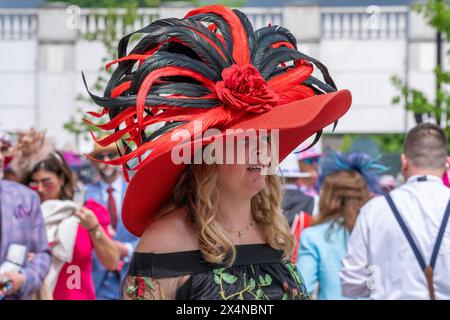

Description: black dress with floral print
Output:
[125,244,309,300]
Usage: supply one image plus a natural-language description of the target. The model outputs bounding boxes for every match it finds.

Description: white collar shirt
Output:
[340,175,450,300]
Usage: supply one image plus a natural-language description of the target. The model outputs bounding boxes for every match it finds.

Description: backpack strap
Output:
[385,194,450,300]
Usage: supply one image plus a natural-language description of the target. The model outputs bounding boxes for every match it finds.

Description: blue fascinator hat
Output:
[318,146,389,194]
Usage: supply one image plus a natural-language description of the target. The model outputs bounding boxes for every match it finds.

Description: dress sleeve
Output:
[122,251,191,300]
[122,275,185,300]
[297,229,319,295]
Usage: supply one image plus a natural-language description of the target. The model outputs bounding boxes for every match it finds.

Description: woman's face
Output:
[298,157,319,187]
[215,137,271,200]
[29,169,64,202]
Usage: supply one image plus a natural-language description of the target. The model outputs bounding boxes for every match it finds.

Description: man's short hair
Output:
[404,123,448,169]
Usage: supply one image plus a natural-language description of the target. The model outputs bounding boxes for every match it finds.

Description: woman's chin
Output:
[247,176,267,195]
[39,195,55,203]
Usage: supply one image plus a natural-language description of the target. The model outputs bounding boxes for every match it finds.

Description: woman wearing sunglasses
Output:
[296,146,321,198]
[12,130,120,300]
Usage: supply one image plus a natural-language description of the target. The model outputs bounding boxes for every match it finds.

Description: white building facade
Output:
[0,2,447,151]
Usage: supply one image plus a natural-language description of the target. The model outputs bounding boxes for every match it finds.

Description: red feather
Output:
[278,85,315,101]
[105,54,151,71]
[111,81,132,98]
[269,62,313,91]
[86,109,108,118]
[270,41,295,49]
[185,5,250,65]
[87,106,232,179]
[83,108,135,131]
[89,107,208,147]
[136,66,217,144]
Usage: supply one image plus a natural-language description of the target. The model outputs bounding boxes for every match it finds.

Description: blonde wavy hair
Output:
[157,163,295,266]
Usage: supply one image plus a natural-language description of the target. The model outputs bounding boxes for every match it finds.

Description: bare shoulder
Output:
[135,207,199,254]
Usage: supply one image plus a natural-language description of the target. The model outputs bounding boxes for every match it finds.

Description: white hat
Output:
[295,145,321,161]
[0,131,11,146]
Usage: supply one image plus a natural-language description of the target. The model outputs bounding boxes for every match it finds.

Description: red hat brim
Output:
[122,89,352,236]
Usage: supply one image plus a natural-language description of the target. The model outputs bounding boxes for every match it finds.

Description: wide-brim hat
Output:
[84,5,352,236]
[122,91,350,236]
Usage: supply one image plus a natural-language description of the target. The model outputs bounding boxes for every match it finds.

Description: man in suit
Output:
[0,133,51,299]
[85,143,138,300]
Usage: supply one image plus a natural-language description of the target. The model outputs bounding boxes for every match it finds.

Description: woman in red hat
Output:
[84,5,352,300]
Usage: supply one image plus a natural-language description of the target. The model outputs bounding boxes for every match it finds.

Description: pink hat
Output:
[296,145,321,161]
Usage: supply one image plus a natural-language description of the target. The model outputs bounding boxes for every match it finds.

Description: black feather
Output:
[252,33,296,69]
[303,76,336,94]
[254,26,296,49]
[131,51,220,93]
[150,83,211,97]
[295,129,323,154]
[260,47,337,90]
[83,71,219,110]
[179,18,231,66]
[187,13,233,57]
[233,9,255,54]
[143,121,186,143]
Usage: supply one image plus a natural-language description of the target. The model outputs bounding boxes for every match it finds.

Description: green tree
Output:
[340,134,405,153]
[391,0,449,140]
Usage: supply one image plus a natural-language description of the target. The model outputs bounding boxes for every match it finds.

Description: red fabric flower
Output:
[215,64,281,114]
[137,277,145,297]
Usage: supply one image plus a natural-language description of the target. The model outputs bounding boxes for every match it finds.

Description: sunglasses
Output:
[302,158,319,165]
[28,180,56,191]
[0,146,10,156]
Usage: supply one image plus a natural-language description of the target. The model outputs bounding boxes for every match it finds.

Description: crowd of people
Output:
[286,124,450,299]
[0,129,137,300]
[0,123,448,300]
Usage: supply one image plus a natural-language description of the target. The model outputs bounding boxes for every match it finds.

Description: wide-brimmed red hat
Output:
[84,5,352,236]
